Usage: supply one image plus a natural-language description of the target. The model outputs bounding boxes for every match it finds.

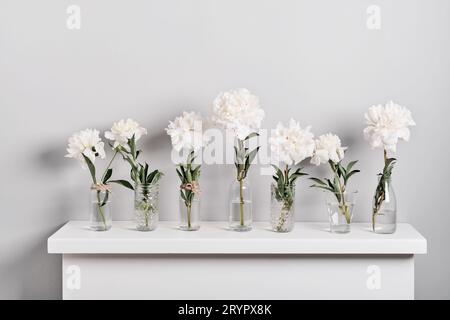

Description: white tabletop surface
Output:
[47,221,427,254]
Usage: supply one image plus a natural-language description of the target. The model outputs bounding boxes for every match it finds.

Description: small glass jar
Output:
[325,191,357,234]
[134,183,159,231]
[90,186,112,231]
[179,193,200,231]
[270,182,295,232]
[372,178,397,234]
[228,178,252,231]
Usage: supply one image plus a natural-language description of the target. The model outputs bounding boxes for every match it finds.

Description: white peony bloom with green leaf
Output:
[65,129,105,168]
[211,88,265,140]
[269,119,314,232]
[311,133,346,166]
[363,101,416,153]
[269,119,315,166]
[165,111,209,152]
[105,118,147,149]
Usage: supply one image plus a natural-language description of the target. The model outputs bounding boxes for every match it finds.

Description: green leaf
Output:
[187,150,196,164]
[186,166,192,182]
[244,132,259,140]
[345,169,360,183]
[130,166,139,184]
[346,160,358,173]
[176,168,184,182]
[109,179,134,191]
[100,191,109,207]
[272,165,284,184]
[310,184,334,192]
[179,164,187,181]
[151,171,163,184]
[290,172,307,184]
[244,157,250,173]
[245,146,259,173]
[337,165,346,178]
[186,190,194,203]
[328,160,336,172]
[192,165,201,180]
[309,177,326,185]
[144,163,149,180]
[333,176,340,193]
[82,154,97,183]
[237,138,244,149]
[130,135,137,159]
[234,146,245,165]
[102,168,113,184]
[139,164,146,183]
[146,169,157,184]
[277,179,285,195]
[326,178,334,190]
[247,147,260,164]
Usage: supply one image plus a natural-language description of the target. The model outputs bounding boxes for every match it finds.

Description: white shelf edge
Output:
[47,221,427,255]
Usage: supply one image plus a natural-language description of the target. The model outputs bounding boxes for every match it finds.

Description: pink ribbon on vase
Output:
[91,183,112,192]
[180,181,201,195]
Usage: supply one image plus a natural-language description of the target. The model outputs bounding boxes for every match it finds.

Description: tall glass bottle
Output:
[372,178,397,234]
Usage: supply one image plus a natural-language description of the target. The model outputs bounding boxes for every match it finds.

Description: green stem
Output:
[87,161,107,230]
[101,150,118,182]
[239,178,244,226]
[187,203,192,229]
[96,191,107,230]
[143,190,149,228]
[332,164,349,222]
[373,149,389,231]
[117,148,139,183]
[372,212,376,232]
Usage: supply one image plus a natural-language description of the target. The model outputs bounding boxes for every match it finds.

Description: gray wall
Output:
[1,0,449,299]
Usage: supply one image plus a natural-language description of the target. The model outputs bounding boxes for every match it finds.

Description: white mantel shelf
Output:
[49,221,427,299]
[47,221,426,255]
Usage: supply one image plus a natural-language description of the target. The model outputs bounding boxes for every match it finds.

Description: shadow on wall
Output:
[20,228,65,299]
[0,224,65,299]
[38,141,69,171]
[18,117,179,299]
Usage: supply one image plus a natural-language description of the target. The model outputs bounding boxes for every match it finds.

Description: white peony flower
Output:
[269,119,315,166]
[105,118,147,149]
[311,133,346,166]
[65,129,106,167]
[211,88,265,140]
[165,111,209,152]
[363,101,416,152]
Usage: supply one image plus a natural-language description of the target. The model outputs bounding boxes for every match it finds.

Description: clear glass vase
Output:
[372,177,397,234]
[179,193,200,231]
[229,179,252,231]
[134,183,159,231]
[270,182,295,232]
[325,191,357,234]
[90,186,112,231]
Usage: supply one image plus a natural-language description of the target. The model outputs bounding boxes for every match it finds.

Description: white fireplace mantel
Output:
[48,221,426,300]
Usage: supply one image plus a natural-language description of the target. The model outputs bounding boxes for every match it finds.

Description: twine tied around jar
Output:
[180,181,201,195]
[91,183,112,192]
